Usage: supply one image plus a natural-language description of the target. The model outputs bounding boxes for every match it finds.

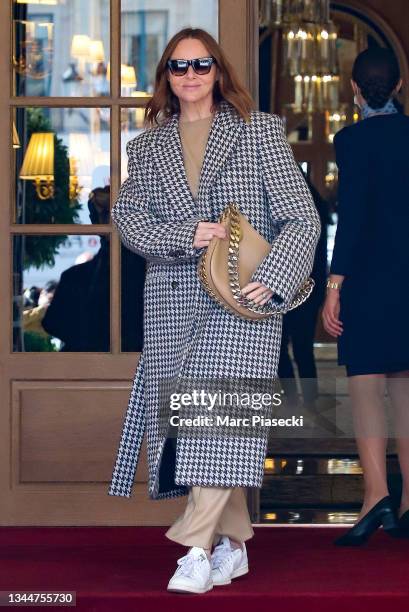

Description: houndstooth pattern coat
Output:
[108,99,320,500]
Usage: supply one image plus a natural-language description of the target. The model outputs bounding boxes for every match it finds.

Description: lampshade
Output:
[89,40,105,63]
[71,35,91,59]
[122,65,137,87]
[20,132,54,179]
[106,63,137,87]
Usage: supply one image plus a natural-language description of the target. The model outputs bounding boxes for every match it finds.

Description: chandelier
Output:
[260,0,340,113]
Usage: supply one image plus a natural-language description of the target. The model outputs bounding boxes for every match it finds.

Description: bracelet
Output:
[326,280,342,290]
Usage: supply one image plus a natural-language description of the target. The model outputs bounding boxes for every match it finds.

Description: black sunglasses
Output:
[167,56,216,76]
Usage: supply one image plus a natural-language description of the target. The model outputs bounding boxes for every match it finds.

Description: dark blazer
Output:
[330,112,409,370]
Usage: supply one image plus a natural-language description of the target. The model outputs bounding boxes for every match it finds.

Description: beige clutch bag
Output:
[197,202,315,320]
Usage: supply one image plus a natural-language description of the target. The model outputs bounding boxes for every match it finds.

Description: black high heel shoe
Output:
[334,495,399,546]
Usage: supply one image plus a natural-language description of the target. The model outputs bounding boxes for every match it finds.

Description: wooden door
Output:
[0,0,257,526]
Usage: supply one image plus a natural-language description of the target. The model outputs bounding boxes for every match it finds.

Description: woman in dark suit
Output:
[322,47,409,545]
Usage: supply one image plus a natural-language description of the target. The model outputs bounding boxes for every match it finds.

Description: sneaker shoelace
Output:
[176,553,204,577]
[211,542,232,569]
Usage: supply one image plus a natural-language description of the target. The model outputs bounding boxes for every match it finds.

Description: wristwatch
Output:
[326,280,342,290]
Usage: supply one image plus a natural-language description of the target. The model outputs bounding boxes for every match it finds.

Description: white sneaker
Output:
[210,535,249,586]
[167,546,213,594]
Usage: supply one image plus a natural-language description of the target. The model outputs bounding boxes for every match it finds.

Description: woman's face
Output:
[167,37,218,106]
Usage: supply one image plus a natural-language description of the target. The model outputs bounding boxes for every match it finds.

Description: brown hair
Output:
[144,27,255,127]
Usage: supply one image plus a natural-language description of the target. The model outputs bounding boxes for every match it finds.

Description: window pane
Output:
[14,107,110,224]
[120,107,145,180]
[13,234,110,352]
[120,0,219,96]
[120,108,145,352]
[12,0,110,97]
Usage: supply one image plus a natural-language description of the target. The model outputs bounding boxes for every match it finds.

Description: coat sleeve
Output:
[329,128,370,276]
[111,137,208,264]
[249,114,321,305]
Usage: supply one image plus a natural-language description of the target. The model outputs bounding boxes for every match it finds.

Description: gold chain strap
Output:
[198,248,245,318]
[198,202,315,318]
[226,202,315,315]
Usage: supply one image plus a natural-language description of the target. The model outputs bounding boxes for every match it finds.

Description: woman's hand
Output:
[322,289,343,337]
[241,281,274,306]
[194,221,273,305]
[193,221,227,248]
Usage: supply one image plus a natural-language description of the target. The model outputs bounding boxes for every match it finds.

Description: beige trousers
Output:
[165,486,255,550]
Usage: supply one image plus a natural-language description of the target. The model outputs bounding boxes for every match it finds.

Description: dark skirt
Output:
[345,362,409,377]
[338,264,409,375]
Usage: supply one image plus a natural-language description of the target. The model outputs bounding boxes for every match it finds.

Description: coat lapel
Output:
[153,99,245,219]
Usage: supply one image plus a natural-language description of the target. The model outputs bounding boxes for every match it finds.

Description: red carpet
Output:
[1,526,408,611]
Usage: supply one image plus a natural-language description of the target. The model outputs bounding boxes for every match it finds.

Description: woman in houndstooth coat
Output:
[108,27,320,591]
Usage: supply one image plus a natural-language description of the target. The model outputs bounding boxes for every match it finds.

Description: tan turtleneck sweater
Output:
[178,114,214,201]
